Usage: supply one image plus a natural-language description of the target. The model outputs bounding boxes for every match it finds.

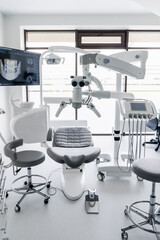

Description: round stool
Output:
[121,158,160,240]
[4,139,50,212]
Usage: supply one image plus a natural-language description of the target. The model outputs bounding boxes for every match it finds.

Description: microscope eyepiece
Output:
[79,81,85,87]
[72,81,77,87]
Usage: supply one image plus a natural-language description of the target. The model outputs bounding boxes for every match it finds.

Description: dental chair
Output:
[47,126,101,200]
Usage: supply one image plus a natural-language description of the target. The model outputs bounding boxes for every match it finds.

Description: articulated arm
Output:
[81,51,148,79]
[83,91,134,100]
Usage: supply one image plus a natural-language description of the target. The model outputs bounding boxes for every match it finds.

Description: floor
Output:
[1,135,160,240]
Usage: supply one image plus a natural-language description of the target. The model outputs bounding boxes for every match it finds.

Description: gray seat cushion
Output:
[47,146,101,168]
[133,158,160,183]
[13,150,45,168]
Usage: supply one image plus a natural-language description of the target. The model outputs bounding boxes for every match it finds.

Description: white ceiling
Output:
[0,0,152,15]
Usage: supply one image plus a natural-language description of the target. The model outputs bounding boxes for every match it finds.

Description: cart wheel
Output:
[97,172,105,181]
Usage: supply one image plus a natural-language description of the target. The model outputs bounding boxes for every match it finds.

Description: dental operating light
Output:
[45,53,65,65]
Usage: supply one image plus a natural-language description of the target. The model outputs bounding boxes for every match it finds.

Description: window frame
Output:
[76,30,127,49]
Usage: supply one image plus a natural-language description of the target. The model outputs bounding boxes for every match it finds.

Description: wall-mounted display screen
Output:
[0,46,40,86]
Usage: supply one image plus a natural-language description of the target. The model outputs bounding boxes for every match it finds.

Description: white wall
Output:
[4,14,160,48]
[0,13,5,44]
[0,12,11,147]
[0,13,22,145]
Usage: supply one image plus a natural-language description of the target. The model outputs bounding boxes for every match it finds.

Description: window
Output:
[24,31,76,120]
[24,29,160,134]
[25,30,75,49]
[128,31,160,48]
[127,31,160,110]
[76,30,127,49]
[77,49,125,134]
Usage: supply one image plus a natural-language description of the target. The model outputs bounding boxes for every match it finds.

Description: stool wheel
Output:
[15,205,21,212]
[121,231,128,240]
[124,206,128,215]
[47,182,51,188]
[44,198,50,204]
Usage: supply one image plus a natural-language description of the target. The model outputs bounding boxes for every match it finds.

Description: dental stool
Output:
[47,127,101,200]
[121,158,160,240]
[4,139,50,212]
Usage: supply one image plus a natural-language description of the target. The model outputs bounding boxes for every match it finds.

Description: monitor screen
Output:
[0,47,40,86]
[130,102,147,111]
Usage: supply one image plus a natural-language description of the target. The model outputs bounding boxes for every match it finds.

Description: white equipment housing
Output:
[119,99,157,119]
[81,50,149,178]
[61,164,85,200]
[48,120,87,200]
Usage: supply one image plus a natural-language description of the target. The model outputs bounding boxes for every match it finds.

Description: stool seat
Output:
[13,150,45,168]
[133,158,160,183]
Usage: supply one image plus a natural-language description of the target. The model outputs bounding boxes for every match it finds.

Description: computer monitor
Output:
[0,46,40,86]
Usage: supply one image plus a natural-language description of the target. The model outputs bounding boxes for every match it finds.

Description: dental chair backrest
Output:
[10,106,48,144]
[9,95,34,117]
[52,127,93,148]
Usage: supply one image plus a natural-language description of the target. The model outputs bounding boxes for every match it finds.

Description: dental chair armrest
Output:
[4,139,23,161]
[47,128,53,141]
[64,155,85,168]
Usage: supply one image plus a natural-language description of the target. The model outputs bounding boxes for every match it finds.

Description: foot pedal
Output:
[85,189,99,214]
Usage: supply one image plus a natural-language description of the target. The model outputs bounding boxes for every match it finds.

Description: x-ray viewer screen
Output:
[0,47,40,86]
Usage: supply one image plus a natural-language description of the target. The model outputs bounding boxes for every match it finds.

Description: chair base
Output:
[6,167,50,212]
[121,182,160,240]
[143,138,160,151]
[61,164,85,200]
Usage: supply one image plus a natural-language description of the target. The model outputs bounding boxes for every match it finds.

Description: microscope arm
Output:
[55,101,68,117]
[82,64,103,91]
[83,91,134,100]
[86,103,101,118]
[81,51,148,79]
[91,75,104,91]
[110,51,148,69]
